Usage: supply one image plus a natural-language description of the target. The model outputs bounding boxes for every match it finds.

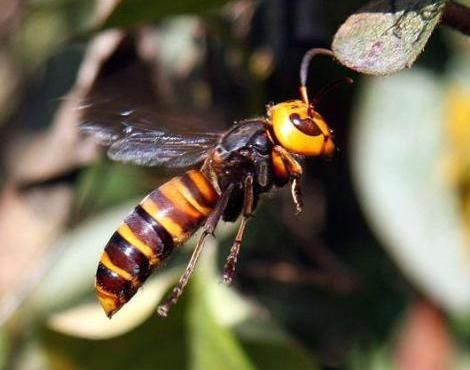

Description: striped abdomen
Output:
[95,170,219,317]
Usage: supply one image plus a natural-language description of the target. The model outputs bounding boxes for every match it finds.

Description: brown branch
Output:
[243,262,361,294]
[442,1,470,36]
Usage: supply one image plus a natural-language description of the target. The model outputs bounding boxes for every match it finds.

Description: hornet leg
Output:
[223,175,254,284]
[157,184,234,317]
[273,146,304,214]
[291,177,303,215]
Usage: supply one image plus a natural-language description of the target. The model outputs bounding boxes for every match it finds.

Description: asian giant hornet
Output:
[81,48,349,318]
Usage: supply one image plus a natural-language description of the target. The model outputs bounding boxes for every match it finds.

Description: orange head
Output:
[267,48,350,157]
[268,99,335,156]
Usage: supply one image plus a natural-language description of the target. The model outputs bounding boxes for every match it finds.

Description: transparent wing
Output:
[79,107,222,168]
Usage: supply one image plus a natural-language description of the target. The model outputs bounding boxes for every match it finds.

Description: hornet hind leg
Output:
[157,184,234,317]
[223,175,254,284]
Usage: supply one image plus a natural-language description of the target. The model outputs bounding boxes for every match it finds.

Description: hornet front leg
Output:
[273,145,304,215]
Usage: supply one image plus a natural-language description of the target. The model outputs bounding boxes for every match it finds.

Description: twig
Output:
[442,0,470,36]
[243,261,361,293]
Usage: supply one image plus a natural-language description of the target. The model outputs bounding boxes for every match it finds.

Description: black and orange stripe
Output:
[96,170,219,317]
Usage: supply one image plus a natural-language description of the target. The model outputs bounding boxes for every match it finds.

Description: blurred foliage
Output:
[103,0,232,28]
[0,1,469,370]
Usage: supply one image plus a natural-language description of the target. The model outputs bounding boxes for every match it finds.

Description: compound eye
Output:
[289,113,322,136]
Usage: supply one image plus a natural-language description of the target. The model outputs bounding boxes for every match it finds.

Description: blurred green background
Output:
[0,1,469,369]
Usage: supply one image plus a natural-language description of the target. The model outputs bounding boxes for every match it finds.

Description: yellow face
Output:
[268,100,335,156]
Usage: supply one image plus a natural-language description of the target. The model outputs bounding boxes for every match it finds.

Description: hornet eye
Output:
[289,113,322,136]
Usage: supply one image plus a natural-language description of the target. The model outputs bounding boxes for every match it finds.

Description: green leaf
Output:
[350,68,470,314]
[46,269,180,339]
[349,344,394,370]
[30,200,143,314]
[75,162,150,215]
[103,0,231,29]
[19,0,95,68]
[0,328,7,370]
[238,322,319,370]
[41,295,191,370]
[332,0,446,75]
[188,269,256,370]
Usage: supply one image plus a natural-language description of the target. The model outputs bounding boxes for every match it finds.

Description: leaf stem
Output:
[442,0,470,35]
